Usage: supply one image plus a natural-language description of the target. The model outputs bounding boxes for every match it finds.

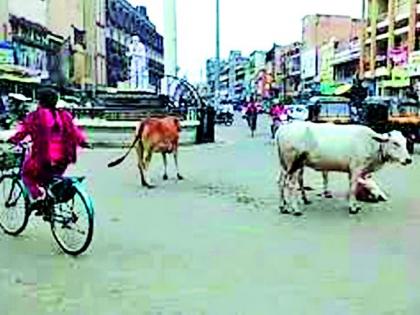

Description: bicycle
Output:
[0,142,94,256]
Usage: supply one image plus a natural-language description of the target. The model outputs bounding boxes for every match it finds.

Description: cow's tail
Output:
[107,122,145,168]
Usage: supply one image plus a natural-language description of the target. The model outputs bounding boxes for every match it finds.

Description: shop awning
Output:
[0,73,41,84]
[320,82,352,96]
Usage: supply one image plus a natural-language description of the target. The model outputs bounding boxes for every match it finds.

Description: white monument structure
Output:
[126,35,148,90]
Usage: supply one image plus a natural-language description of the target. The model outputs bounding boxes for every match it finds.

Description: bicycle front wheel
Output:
[0,175,29,236]
[50,186,94,256]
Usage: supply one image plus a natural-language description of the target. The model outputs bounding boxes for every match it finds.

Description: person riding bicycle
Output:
[7,88,90,214]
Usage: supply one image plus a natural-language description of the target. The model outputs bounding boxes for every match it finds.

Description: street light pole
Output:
[359,0,366,79]
[214,0,220,109]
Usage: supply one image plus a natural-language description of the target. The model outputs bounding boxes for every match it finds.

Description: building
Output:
[0,0,65,96]
[205,57,217,103]
[246,50,266,98]
[363,0,420,96]
[206,51,248,105]
[105,0,164,90]
[47,0,107,88]
[274,42,302,99]
[301,14,363,90]
[227,51,247,103]
[332,39,361,84]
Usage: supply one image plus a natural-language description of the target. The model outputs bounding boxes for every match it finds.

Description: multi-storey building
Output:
[47,0,107,88]
[226,51,247,103]
[283,42,301,97]
[206,52,248,105]
[0,0,109,92]
[266,42,301,99]
[301,14,363,90]
[0,0,64,95]
[105,0,164,90]
[247,50,266,98]
[332,39,361,85]
[363,0,420,96]
[205,58,217,102]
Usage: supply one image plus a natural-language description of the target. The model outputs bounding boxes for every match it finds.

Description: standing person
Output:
[7,88,90,215]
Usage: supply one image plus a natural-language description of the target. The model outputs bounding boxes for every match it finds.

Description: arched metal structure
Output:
[164,75,214,143]
[164,74,207,117]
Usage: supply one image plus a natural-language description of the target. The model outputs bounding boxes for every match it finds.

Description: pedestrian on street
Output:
[8,88,90,214]
[244,96,262,137]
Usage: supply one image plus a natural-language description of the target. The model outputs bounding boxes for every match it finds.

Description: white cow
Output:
[275,121,412,216]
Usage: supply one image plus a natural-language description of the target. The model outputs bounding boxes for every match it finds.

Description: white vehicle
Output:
[288,104,309,121]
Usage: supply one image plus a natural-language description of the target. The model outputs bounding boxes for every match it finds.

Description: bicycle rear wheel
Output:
[0,175,29,236]
[50,186,94,256]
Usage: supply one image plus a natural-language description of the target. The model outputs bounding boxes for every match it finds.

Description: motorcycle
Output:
[215,111,234,126]
[271,113,289,139]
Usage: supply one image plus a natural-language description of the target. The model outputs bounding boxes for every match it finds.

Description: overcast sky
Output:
[129,0,362,82]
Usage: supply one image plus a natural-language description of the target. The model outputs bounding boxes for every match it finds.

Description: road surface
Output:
[2,115,420,314]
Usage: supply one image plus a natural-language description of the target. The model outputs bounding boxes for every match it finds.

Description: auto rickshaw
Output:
[359,96,392,133]
[389,97,420,142]
[307,96,353,124]
[360,96,419,153]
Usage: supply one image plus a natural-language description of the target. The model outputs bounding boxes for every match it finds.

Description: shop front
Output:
[0,15,65,97]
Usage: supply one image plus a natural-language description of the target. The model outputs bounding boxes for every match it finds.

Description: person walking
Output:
[244,96,262,137]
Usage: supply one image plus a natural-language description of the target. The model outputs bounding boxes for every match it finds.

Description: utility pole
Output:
[214,0,220,109]
[164,0,178,96]
[359,0,366,79]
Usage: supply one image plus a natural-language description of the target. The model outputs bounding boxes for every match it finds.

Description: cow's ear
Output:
[372,134,390,143]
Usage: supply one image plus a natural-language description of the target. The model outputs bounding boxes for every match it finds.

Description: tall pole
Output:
[214,0,220,108]
[164,0,178,95]
[359,0,366,79]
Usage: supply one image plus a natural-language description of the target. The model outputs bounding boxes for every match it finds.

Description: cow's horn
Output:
[372,134,390,143]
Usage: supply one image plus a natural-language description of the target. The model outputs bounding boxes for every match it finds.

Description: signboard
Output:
[382,66,410,88]
[320,42,335,83]
[301,49,317,79]
[388,46,409,66]
[408,51,420,77]
[0,42,14,65]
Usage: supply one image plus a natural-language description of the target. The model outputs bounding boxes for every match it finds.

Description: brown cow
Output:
[108,116,184,188]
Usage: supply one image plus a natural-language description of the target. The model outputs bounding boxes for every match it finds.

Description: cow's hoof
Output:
[293,211,303,217]
[323,191,333,199]
[378,195,388,202]
[279,207,290,215]
[349,206,361,215]
[303,199,312,205]
[163,174,169,181]
[142,183,155,189]
[177,174,184,180]
[304,186,314,191]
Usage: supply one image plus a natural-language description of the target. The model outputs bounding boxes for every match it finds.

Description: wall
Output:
[302,15,359,50]
[48,0,82,38]
[8,0,47,26]
[300,49,317,79]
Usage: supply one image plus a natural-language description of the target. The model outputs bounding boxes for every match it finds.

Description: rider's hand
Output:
[80,142,92,149]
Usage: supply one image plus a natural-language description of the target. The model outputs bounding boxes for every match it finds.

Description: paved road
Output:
[2,115,420,314]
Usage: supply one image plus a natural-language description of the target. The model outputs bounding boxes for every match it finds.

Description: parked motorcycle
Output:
[215,111,234,126]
